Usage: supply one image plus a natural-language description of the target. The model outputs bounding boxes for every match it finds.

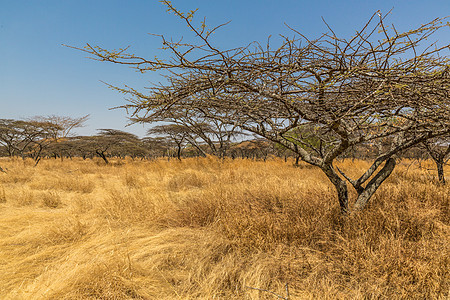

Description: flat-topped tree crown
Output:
[74,4,450,212]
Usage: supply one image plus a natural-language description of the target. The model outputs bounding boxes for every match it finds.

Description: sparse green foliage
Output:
[72,6,450,212]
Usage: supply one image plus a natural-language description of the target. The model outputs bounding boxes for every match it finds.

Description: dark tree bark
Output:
[424,142,449,185]
[96,150,109,164]
[322,164,349,213]
[436,159,445,185]
[353,158,396,210]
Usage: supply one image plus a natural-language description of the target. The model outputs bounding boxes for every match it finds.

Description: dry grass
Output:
[0,157,448,299]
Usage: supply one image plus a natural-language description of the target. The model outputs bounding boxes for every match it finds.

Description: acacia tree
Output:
[94,129,141,163]
[422,136,450,184]
[147,124,191,160]
[232,139,273,160]
[0,119,39,157]
[141,136,172,158]
[138,106,242,158]
[75,4,450,213]
[0,119,60,165]
[0,119,24,157]
[30,115,89,160]
[26,121,62,166]
[31,115,89,141]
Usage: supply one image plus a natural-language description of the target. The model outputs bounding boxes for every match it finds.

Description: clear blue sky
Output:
[1,0,449,137]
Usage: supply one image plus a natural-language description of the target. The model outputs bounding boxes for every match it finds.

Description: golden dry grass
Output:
[0,157,448,299]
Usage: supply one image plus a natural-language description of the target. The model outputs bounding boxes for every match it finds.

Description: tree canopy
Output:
[72,5,450,212]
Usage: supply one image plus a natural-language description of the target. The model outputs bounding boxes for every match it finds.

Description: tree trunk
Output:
[177,145,182,161]
[322,164,348,213]
[33,144,43,167]
[96,150,109,164]
[34,157,41,167]
[435,158,445,185]
[354,158,396,210]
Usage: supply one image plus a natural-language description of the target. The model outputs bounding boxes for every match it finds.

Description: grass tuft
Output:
[41,191,62,208]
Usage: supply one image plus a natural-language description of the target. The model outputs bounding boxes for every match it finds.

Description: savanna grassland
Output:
[0,157,448,299]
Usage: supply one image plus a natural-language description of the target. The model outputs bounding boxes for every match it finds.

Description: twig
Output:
[246,284,290,300]
[285,283,290,299]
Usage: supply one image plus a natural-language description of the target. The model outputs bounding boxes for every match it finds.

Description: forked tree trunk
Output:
[353,158,396,210]
[336,157,398,212]
[96,150,109,164]
[424,144,449,185]
[32,144,44,167]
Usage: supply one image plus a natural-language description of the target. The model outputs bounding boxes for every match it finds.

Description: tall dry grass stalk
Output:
[0,157,448,299]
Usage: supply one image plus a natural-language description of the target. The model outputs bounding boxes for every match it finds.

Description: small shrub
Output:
[47,218,89,243]
[123,172,146,188]
[16,188,35,206]
[41,191,62,208]
[167,170,209,191]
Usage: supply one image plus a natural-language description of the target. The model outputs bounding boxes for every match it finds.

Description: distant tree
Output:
[231,139,270,160]
[147,124,191,160]
[0,119,60,165]
[31,115,89,141]
[25,121,62,166]
[30,115,89,160]
[75,4,450,213]
[0,119,36,157]
[63,136,94,160]
[68,129,141,164]
[191,119,242,158]
[136,107,241,158]
[422,137,450,184]
[141,136,172,158]
[94,129,142,163]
